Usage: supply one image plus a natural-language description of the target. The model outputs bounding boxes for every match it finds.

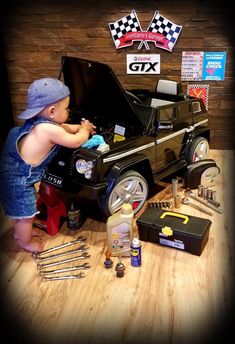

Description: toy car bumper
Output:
[71,179,107,199]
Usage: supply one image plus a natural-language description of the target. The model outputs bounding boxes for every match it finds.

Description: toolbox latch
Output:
[162,226,173,236]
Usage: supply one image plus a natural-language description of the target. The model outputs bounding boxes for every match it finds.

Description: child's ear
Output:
[47,105,55,119]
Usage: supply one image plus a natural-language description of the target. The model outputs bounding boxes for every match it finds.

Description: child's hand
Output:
[80,119,96,135]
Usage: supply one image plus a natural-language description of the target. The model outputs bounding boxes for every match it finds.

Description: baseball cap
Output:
[18,77,70,120]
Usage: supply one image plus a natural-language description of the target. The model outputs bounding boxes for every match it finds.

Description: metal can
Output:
[174,195,181,208]
[131,238,142,267]
[211,190,217,201]
[198,185,204,198]
[203,186,208,200]
[207,189,212,200]
[172,179,178,198]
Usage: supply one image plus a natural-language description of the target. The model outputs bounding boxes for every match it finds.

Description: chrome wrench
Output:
[40,263,91,276]
[34,244,89,262]
[185,190,223,214]
[182,198,213,216]
[32,236,86,258]
[37,252,90,269]
[41,272,86,282]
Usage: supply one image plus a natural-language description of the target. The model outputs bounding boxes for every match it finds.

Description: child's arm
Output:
[42,120,96,148]
[61,123,81,133]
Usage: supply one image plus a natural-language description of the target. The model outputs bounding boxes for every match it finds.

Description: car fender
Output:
[185,127,210,152]
[104,154,154,197]
[183,126,210,156]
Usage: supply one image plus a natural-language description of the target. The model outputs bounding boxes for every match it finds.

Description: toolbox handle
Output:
[160,211,189,224]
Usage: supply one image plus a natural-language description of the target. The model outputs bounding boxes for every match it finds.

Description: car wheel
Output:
[100,170,149,217]
[188,136,210,163]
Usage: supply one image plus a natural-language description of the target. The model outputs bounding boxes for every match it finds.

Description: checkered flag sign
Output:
[109,10,143,49]
[145,11,182,51]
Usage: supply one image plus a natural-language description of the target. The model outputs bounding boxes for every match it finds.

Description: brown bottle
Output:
[67,198,82,230]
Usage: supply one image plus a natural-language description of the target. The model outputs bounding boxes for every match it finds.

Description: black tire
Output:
[99,170,149,217]
[188,136,210,163]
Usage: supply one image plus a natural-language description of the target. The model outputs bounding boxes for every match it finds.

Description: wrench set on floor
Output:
[32,236,91,281]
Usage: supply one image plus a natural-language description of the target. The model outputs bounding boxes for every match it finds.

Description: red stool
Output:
[36,182,67,236]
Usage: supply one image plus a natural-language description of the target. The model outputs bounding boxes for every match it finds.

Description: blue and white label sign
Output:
[127,54,160,74]
[202,52,226,81]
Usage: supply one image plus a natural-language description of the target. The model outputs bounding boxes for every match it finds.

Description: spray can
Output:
[67,198,82,230]
[131,237,142,267]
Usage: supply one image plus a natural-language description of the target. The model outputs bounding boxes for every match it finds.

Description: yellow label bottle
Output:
[106,203,134,257]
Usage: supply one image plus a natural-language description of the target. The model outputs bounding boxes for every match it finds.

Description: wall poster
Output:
[202,52,226,81]
[181,51,204,81]
[181,51,226,81]
[187,84,209,110]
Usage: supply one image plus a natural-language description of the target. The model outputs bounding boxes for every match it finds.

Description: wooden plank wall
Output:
[1,0,234,149]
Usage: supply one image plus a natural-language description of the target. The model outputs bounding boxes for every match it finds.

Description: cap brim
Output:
[18,106,45,120]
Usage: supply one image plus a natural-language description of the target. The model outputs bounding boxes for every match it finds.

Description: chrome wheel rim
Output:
[108,175,148,214]
[193,140,209,161]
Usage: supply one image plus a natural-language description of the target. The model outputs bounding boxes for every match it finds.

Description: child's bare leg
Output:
[14,218,43,252]
[14,227,42,239]
[32,228,43,238]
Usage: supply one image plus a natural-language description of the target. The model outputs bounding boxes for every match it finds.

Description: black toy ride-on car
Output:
[42,56,212,217]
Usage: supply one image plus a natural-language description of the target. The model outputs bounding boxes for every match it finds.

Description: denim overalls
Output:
[0,116,60,219]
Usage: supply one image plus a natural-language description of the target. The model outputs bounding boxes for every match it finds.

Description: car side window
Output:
[192,101,202,113]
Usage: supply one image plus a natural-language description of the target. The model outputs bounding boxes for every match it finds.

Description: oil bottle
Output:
[67,197,82,230]
[106,203,134,257]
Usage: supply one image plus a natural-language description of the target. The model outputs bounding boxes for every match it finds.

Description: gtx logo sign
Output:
[127,54,160,74]
[129,62,158,72]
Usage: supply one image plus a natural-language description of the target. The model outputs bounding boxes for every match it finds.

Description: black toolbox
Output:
[136,208,212,255]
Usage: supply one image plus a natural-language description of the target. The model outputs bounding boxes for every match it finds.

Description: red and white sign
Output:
[109,10,182,52]
[187,84,209,110]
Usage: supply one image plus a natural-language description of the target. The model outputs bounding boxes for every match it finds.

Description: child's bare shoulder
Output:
[35,121,63,132]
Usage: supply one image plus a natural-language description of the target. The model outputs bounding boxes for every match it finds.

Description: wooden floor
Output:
[0,150,234,344]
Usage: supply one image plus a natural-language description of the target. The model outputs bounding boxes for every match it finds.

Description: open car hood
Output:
[61,56,145,130]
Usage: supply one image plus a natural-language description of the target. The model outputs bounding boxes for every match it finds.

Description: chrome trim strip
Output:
[156,128,185,144]
[194,118,208,127]
[103,142,155,163]
[156,119,208,144]
[103,118,208,163]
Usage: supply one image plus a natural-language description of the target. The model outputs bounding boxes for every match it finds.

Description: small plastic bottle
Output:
[115,258,125,277]
[106,203,134,257]
[104,251,113,269]
[67,198,82,230]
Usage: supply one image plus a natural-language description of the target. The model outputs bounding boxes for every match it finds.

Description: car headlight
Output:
[84,170,92,179]
[75,159,94,179]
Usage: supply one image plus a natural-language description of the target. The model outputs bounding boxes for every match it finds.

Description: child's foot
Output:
[17,239,44,253]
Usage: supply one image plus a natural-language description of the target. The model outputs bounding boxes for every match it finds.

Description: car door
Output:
[155,102,191,172]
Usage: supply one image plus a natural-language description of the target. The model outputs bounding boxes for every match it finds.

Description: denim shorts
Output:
[0,156,42,219]
[0,174,40,219]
